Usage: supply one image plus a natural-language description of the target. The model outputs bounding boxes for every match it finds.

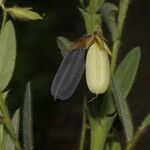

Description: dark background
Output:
[4,0,150,150]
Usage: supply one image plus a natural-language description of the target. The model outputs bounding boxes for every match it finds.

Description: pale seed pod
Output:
[86,42,110,95]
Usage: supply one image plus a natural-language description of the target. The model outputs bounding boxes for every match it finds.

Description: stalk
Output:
[0,94,22,150]
[80,0,130,150]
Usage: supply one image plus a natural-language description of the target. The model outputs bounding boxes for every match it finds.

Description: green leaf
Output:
[57,36,73,57]
[11,109,20,137]
[101,2,118,14]
[79,8,102,34]
[114,47,141,98]
[7,7,42,21]
[111,77,133,142]
[0,21,16,91]
[101,3,119,41]
[5,108,20,150]
[102,12,119,41]
[23,82,33,150]
[141,114,150,129]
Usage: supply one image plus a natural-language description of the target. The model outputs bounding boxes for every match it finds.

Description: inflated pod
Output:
[51,48,86,100]
[86,42,110,95]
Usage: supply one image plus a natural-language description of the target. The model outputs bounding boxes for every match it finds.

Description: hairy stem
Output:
[80,0,130,150]
[111,0,130,74]
[125,128,147,150]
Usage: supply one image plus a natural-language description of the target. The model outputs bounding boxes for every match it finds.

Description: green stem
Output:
[111,0,130,74]
[1,5,7,30]
[0,94,22,150]
[90,116,115,150]
[125,128,147,150]
[86,0,129,150]
[79,96,87,150]
[81,0,130,149]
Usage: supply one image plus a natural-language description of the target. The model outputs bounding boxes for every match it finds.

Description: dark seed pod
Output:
[51,48,86,100]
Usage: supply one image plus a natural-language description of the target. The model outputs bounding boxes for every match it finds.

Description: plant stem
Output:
[111,0,130,74]
[90,116,115,150]
[0,94,22,150]
[79,96,87,150]
[125,128,147,150]
[80,0,130,149]
[1,5,7,30]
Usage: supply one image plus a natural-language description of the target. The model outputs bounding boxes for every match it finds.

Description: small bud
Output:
[7,6,42,21]
[86,42,110,95]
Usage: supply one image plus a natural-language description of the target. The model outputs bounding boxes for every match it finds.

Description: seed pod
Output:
[51,48,86,100]
[86,42,110,95]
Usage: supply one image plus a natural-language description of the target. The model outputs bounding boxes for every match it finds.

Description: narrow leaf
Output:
[51,48,86,100]
[7,7,42,21]
[101,2,118,14]
[5,108,20,150]
[57,36,73,57]
[102,12,119,41]
[141,114,150,129]
[23,82,33,150]
[11,109,20,137]
[101,3,119,41]
[0,21,16,91]
[111,77,133,142]
[115,47,141,98]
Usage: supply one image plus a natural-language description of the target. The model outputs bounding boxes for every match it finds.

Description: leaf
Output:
[57,36,73,57]
[23,82,33,150]
[111,77,133,142]
[101,3,119,41]
[141,114,150,129]
[5,108,20,150]
[0,21,16,91]
[101,2,118,14]
[7,6,42,21]
[11,109,20,137]
[114,47,141,98]
[102,12,119,41]
[2,91,8,100]
[79,8,102,34]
